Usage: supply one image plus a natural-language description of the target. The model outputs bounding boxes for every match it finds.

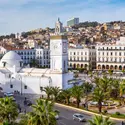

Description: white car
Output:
[73,113,86,122]
[4,92,14,97]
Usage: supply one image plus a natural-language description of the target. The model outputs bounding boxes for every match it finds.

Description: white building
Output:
[68,46,96,70]
[96,37,125,70]
[0,35,76,95]
[0,46,50,68]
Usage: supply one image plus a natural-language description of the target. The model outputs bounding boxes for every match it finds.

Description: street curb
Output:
[55,103,125,122]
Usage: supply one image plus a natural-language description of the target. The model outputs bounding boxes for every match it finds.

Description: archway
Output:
[115,65,117,70]
[124,66,125,70]
[110,65,113,70]
[102,65,105,70]
[119,65,122,70]
[98,65,101,69]
[81,64,83,68]
[106,65,109,70]
[73,64,76,69]
[77,64,80,68]
[70,63,72,68]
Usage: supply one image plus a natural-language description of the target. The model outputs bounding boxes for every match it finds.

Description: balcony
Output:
[68,60,90,62]
[98,49,125,51]
[97,61,125,63]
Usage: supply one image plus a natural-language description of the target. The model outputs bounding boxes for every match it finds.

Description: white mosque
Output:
[0,35,78,95]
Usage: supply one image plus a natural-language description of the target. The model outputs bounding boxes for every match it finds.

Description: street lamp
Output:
[17,74,22,95]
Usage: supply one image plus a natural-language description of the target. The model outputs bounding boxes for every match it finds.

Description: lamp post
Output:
[18,74,22,95]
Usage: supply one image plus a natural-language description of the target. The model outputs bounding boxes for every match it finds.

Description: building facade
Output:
[68,46,96,70]
[0,35,75,95]
[96,37,125,71]
[67,18,79,27]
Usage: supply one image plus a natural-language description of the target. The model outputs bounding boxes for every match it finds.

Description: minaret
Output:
[50,35,68,73]
[55,18,63,34]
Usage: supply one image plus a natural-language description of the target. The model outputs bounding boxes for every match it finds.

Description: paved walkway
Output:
[108,106,125,114]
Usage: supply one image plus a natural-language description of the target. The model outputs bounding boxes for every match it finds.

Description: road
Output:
[14,95,123,125]
[55,105,91,125]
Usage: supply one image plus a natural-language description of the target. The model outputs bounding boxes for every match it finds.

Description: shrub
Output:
[103,110,107,114]
[115,112,120,115]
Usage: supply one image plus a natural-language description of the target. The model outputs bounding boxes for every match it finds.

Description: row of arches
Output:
[69,63,88,69]
[97,65,124,70]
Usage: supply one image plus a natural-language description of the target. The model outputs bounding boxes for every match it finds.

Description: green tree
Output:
[71,86,83,108]
[92,88,105,113]
[0,97,18,124]
[88,115,115,125]
[82,82,93,104]
[61,89,71,105]
[27,99,57,125]
[42,86,52,99]
[51,87,60,101]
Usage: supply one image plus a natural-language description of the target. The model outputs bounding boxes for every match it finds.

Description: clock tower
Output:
[50,35,68,73]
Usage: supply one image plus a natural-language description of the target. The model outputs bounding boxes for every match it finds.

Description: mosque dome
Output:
[0,51,23,68]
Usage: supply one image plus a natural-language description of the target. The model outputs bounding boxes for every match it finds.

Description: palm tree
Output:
[119,80,125,97]
[51,87,60,101]
[88,115,115,125]
[71,85,83,108]
[27,99,57,125]
[92,88,105,113]
[119,80,125,105]
[99,76,112,93]
[0,97,18,124]
[42,86,52,99]
[82,82,93,105]
[61,89,71,105]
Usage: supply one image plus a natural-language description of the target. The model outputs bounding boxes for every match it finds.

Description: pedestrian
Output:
[122,121,124,125]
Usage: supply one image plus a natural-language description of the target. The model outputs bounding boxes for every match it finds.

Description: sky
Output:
[0,0,125,35]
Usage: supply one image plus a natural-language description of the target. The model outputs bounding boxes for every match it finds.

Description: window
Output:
[70,52,72,55]
[107,47,108,50]
[119,52,121,56]
[81,52,83,55]
[119,58,121,62]
[111,58,112,62]
[24,85,27,89]
[103,52,104,55]
[64,61,66,69]
[77,52,79,55]
[10,84,13,88]
[107,52,108,56]
[111,52,112,56]
[74,52,75,55]
[85,52,87,55]
[98,52,100,55]
[81,57,83,60]
[120,47,121,50]
[77,57,79,60]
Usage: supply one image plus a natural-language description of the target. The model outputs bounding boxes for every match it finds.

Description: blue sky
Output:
[0,0,125,35]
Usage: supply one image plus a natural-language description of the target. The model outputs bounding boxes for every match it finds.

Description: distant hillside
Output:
[72,21,99,29]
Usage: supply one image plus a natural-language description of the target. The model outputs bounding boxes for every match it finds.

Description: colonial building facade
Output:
[68,46,96,70]
[96,37,125,71]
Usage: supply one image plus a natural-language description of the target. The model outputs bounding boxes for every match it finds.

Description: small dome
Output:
[0,51,23,68]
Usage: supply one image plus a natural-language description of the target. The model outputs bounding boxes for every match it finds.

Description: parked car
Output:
[73,113,86,122]
[4,92,14,97]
